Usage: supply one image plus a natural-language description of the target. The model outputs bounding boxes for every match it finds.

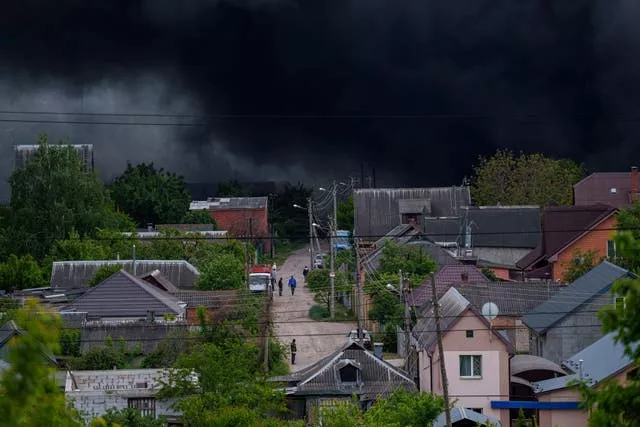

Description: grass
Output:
[309,303,357,322]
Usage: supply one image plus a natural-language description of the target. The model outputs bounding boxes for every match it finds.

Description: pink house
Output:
[413,287,513,426]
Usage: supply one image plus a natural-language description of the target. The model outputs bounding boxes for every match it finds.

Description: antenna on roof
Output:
[482,302,499,342]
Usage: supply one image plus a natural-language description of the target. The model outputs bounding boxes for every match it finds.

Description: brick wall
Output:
[210,208,270,252]
[553,214,617,281]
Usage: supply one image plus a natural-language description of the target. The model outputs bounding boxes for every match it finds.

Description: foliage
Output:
[49,230,108,261]
[0,254,47,291]
[7,134,121,259]
[197,252,246,290]
[88,265,122,287]
[617,203,640,240]
[267,338,290,377]
[481,267,499,282]
[70,337,142,370]
[335,249,356,275]
[305,269,351,313]
[562,249,603,283]
[141,329,198,369]
[309,304,330,320]
[0,299,83,426]
[576,233,640,426]
[319,388,444,427]
[182,209,217,227]
[138,228,189,260]
[109,162,191,227]
[59,329,81,357]
[89,407,166,427]
[270,183,313,242]
[378,241,436,285]
[471,149,584,206]
[217,179,249,197]
[614,205,640,272]
[336,195,354,231]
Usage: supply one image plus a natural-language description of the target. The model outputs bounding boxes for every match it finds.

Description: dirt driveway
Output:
[272,246,356,371]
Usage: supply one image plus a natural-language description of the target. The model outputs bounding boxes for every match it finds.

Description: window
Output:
[465,330,474,338]
[460,355,482,378]
[128,397,156,418]
[339,365,359,383]
[615,296,626,310]
[607,240,617,258]
[610,187,618,194]
[468,408,483,414]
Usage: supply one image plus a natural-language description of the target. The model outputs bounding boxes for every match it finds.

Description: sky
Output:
[2,0,640,199]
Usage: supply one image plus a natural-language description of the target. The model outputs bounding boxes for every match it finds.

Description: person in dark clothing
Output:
[278,277,283,296]
[290,339,297,364]
[302,266,309,282]
[271,276,276,292]
[288,275,297,295]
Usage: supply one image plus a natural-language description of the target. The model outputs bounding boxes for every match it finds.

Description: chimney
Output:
[373,342,384,360]
[632,167,638,203]
[461,272,469,282]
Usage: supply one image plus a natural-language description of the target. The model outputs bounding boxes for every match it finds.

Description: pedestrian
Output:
[271,263,277,280]
[302,265,309,282]
[290,339,297,365]
[278,277,283,296]
[288,275,297,296]
[271,276,276,292]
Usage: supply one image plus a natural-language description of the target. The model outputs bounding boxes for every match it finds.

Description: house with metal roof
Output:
[515,204,618,282]
[530,333,637,427]
[269,341,416,422]
[0,320,58,366]
[354,187,471,243]
[412,288,513,426]
[62,270,186,323]
[522,261,635,363]
[574,166,639,208]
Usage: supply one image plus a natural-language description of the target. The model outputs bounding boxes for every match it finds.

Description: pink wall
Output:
[418,311,511,426]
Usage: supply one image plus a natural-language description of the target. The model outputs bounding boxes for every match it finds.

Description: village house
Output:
[531,333,637,427]
[423,206,542,281]
[515,204,618,282]
[522,261,634,363]
[0,320,58,366]
[269,341,416,422]
[189,196,271,255]
[64,369,182,424]
[412,288,511,427]
[574,165,639,208]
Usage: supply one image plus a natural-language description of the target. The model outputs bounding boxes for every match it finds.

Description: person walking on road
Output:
[290,339,297,365]
[302,266,309,282]
[271,263,277,280]
[278,277,283,296]
[288,275,297,295]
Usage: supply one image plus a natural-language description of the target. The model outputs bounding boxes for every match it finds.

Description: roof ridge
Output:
[120,270,183,314]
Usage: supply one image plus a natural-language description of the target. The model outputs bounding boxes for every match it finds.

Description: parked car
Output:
[314,253,326,269]
[347,329,372,349]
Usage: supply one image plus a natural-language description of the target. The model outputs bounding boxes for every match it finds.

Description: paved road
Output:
[272,246,356,372]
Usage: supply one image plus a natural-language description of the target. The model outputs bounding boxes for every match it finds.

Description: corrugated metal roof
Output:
[533,332,635,394]
[190,197,268,211]
[413,288,470,352]
[511,354,567,377]
[50,260,200,290]
[65,270,185,318]
[522,261,634,334]
[434,407,502,427]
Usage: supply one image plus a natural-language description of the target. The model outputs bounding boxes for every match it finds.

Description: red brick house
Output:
[516,204,618,282]
[190,197,270,255]
[574,166,639,208]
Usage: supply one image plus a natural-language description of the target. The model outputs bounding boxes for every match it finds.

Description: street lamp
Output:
[293,199,314,271]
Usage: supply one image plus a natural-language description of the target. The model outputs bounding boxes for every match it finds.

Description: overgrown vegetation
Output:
[69,336,143,370]
[563,249,603,283]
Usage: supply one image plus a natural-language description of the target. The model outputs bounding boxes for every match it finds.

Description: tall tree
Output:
[0,299,83,426]
[305,269,351,313]
[0,254,47,291]
[8,134,121,259]
[217,180,249,197]
[109,162,191,227]
[182,209,217,227]
[336,195,355,231]
[471,149,584,206]
[270,183,313,241]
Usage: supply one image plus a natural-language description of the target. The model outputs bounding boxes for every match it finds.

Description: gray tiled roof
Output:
[522,261,634,334]
[190,197,268,210]
[64,270,185,318]
[269,342,415,397]
[533,333,635,394]
[434,408,502,427]
[361,225,420,270]
[51,260,200,290]
[0,320,19,347]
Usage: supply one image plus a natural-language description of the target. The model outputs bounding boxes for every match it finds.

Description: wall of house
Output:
[419,314,510,426]
[209,207,270,252]
[488,267,511,281]
[537,388,585,427]
[80,323,190,354]
[542,292,610,363]
[490,316,530,353]
[552,215,617,281]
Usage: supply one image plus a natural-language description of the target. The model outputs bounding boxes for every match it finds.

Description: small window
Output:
[610,187,617,194]
[465,330,474,338]
[468,408,483,414]
[607,240,617,258]
[460,355,482,378]
[128,397,156,418]
[615,296,626,310]
[339,365,359,383]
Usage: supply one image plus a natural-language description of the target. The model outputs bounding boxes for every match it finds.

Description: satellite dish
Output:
[481,302,499,321]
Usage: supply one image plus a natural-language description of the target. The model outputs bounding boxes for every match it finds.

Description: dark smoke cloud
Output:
[1,0,640,197]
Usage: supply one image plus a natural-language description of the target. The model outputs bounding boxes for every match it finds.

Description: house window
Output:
[615,296,626,310]
[607,240,617,258]
[459,355,482,378]
[610,187,617,194]
[465,330,474,338]
[339,365,359,383]
[468,408,483,414]
[128,397,156,418]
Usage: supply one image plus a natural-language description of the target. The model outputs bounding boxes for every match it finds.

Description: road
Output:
[272,246,356,371]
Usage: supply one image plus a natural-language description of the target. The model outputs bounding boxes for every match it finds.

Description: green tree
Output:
[0,299,83,426]
[138,229,188,260]
[576,231,640,425]
[217,180,249,197]
[182,209,217,227]
[336,195,354,231]
[562,249,603,283]
[90,407,166,427]
[88,265,122,287]
[49,230,109,261]
[379,241,436,284]
[305,269,351,313]
[197,252,245,290]
[471,149,584,206]
[270,183,313,242]
[0,254,47,291]
[8,134,120,259]
[481,268,499,282]
[109,162,191,227]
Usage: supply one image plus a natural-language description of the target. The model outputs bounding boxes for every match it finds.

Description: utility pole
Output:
[431,274,451,427]
[307,197,314,270]
[400,271,411,359]
[355,238,363,339]
[329,217,335,319]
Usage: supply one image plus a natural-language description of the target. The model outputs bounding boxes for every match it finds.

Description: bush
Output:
[309,304,330,320]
